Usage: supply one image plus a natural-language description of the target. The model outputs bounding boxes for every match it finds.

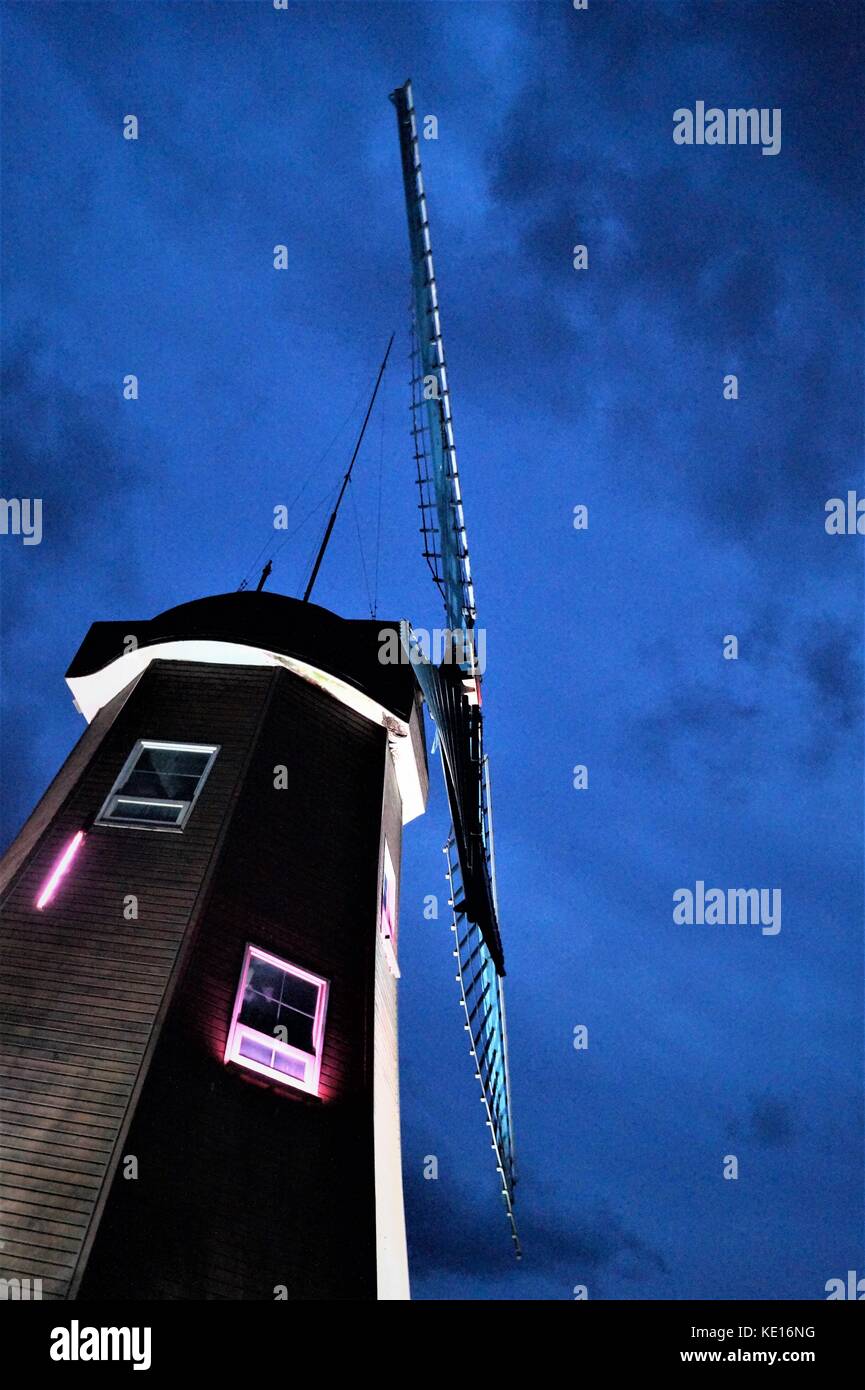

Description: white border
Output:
[95,739,219,833]
[68,639,425,824]
[224,943,329,1098]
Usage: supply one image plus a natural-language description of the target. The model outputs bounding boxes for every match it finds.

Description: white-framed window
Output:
[380,840,399,976]
[96,740,219,830]
[225,944,329,1097]
[380,841,397,946]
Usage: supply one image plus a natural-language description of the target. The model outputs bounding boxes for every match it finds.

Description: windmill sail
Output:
[390,80,476,642]
[391,81,519,1254]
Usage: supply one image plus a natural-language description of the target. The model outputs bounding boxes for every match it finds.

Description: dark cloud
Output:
[0,333,148,845]
[0,331,147,658]
[1,331,145,573]
[799,623,862,734]
[628,603,862,783]
[728,1094,798,1150]
[630,680,762,784]
[477,1,862,576]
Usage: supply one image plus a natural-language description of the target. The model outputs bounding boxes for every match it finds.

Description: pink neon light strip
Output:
[36,830,85,910]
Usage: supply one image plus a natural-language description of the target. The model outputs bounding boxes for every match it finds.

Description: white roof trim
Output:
[66,638,426,825]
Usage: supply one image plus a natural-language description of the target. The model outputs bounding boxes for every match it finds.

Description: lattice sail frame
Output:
[391,80,519,1253]
[443,756,519,1253]
[406,629,519,1251]
[391,80,476,641]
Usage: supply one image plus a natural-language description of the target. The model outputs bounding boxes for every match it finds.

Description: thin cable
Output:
[302,334,394,604]
[270,479,342,564]
[285,485,344,596]
[373,359,386,618]
[349,479,374,618]
[236,382,371,590]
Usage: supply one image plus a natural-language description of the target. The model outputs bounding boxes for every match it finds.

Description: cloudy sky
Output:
[1,0,862,1299]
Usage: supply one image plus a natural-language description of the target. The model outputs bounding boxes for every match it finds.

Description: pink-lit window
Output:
[225,945,328,1096]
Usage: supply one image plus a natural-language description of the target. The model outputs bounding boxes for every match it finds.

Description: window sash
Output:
[96,740,219,831]
[225,945,328,1097]
[233,1024,313,1085]
[102,797,187,826]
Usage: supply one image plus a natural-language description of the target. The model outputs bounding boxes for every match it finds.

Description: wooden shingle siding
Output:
[0,678,144,903]
[79,665,389,1300]
[0,661,277,1299]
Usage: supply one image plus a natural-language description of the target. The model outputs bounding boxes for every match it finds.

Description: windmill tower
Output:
[0,78,517,1305]
[0,593,427,1300]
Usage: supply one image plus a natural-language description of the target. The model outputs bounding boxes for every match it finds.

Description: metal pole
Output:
[303,334,394,604]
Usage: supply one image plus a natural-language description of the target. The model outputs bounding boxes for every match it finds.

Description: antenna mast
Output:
[303,334,394,604]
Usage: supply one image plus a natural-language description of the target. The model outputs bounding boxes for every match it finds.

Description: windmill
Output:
[390,80,519,1257]
[0,80,516,1305]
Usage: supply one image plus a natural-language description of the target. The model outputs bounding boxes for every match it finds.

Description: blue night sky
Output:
[1,0,862,1300]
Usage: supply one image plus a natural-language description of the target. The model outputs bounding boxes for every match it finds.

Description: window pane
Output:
[106,799,183,824]
[280,972,319,1019]
[239,959,318,1052]
[119,747,211,800]
[138,747,212,778]
[239,958,283,1034]
[120,769,200,801]
[239,988,280,1036]
[247,957,283,1001]
[274,1051,306,1081]
[238,1036,274,1067]
[276,1006,315,1054]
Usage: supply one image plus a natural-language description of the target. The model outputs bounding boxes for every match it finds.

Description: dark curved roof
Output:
[66,591,417,721]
